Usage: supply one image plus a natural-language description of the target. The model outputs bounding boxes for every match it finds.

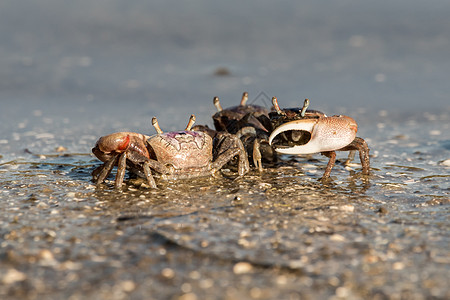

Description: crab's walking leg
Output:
[142,161,157,189]
[115,152,127,189]
[93,153,120,185]
[212,145,249,176]
[339,137,370,175]
[253,139,263,173]
[321,151,337,179]
[127,151,169,189]
[344,150,356,166]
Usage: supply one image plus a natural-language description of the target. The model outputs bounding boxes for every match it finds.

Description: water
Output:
[1,1,449,299]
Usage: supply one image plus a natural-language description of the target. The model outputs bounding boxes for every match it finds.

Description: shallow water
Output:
[1,1,450,299]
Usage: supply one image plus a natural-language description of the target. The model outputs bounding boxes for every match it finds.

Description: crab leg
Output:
[321,137,370,179]
[321,151,337,179]
[211,139,249,176]
[115,152,128,189]
[142,161,157,189]
[338,137,370,175]
[344,150,356,166]
[93,152,120,185]
[253,138,263,173]
[212,148,249,176]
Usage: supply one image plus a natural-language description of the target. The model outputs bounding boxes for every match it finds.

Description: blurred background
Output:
[1,0,449,136]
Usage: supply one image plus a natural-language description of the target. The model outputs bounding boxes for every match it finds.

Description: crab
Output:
[209,93,370,179]
[212,92,271,133]
[268,97,370,179]
[211,92,276,172]
[92,114,249,189]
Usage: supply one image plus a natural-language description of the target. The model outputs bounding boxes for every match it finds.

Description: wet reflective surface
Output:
[1,1,450,299]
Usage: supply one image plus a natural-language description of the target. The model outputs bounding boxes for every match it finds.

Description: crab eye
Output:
[271,130,312,148]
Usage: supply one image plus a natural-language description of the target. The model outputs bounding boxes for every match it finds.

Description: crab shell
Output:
[148,130,213,170]
[268,115,358,154]
[213,105,269,132]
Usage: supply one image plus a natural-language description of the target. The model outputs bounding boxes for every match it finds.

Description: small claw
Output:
[152,117,163,134]
[185,114,196,131]
[213,96,222,112]
[118,134,131,151]
[240,92,249,106]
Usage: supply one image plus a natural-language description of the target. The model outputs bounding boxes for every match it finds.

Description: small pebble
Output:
[178,293,198,300]
[250,287,262,298]
[336,286,350,298]
[36,202,49,209]
[393,262,405,270]
[429,130,441,136]
[329,204,354,212]
[330,234,346,242]
[38,249,57,266]
[440,159,450,167]
[161,268,175,279]
[38,249,55,261]
[55,146,67,152]
[233,262,253,274]
[121,280,136,292]
[377,207,388,214]
[199,278,214,289]
[2,269,27,284]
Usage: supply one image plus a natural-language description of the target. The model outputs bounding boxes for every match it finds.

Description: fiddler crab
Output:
[211,92,370,179]
[92,114,249,189]
[268,97,370,179]
[212,92,277,172]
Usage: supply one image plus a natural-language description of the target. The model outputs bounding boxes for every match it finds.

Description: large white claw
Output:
[268,116,358,154]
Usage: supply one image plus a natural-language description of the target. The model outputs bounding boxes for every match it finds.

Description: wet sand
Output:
[1,1,449,299]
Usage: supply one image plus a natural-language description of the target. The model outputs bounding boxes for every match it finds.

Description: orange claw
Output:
[118,134,131,151]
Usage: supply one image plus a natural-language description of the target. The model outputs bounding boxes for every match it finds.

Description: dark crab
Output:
[92,115,249,189]
[212,92,271,133]
[210,93,370,179]
[211,92,277,171]
[268,97,370,179]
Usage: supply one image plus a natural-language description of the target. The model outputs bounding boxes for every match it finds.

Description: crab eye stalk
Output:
[185,114,196,131]
[240,92,249,106]
[300,98,310,117]
[213,96,223,112]
[272,97,285,115]
[152,117,163,134]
